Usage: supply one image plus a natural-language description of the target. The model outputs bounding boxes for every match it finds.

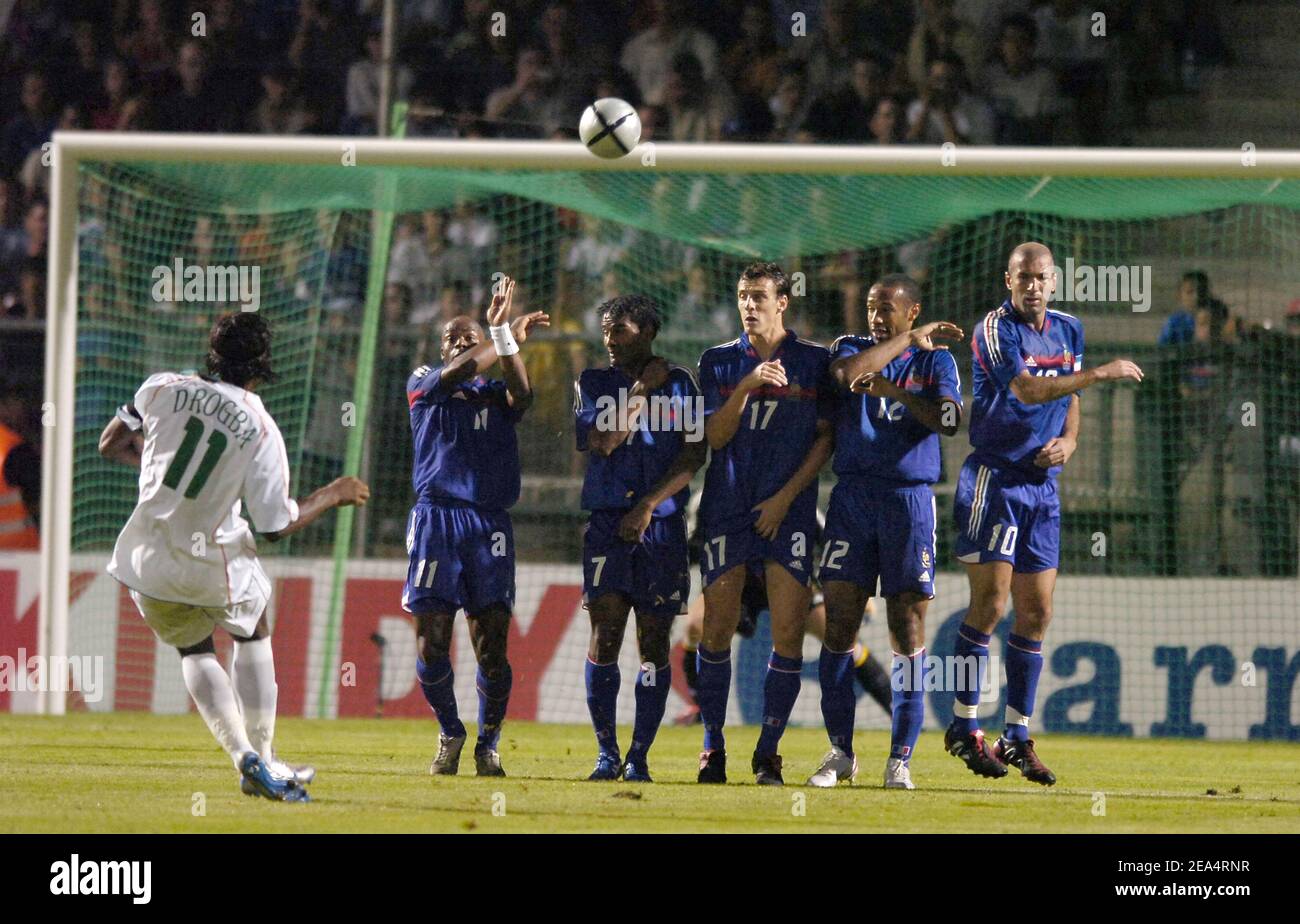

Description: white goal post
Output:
[39,131,1300,713]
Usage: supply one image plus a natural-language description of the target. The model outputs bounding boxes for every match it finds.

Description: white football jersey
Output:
[107,372,300,608]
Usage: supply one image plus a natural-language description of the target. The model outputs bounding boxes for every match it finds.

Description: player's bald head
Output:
[1008,241,1054,272]
[1005,241,1057,318]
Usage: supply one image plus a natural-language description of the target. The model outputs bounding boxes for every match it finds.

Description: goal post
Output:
[38,132,1300,736]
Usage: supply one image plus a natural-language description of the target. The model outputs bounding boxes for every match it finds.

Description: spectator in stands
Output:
[1160,270,1213,346]
[19,102,84,201]
[907,0,980,92]
[767,61,815,142]
[0,381,39,547]
[156,40,236,133]
[250,64,316,135]
[0,180,24,267]
[90,58,136,131]
[791,0,854,98]
[1032,0,1108,145]
[206,0,264,111]
[66,20,104,108]
[664,53,732,143]
[905,55,994,145]
[444,201,498,302]
[536,2,605,107]
[869,95,906,144]
[1,0,63,75]
[637,104,666,142]
[117,0,175,82]
[1,70,55,179]
[721,2,782,106]
[620,0,719,107]
[288,0,355,131]
[346,22,413,135]
[805,55,883,143]
[981,14,1063,145]
[444,0,516,118]
[484,46,573,138]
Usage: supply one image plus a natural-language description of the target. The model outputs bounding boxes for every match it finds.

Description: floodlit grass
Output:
[3,714,1297,833]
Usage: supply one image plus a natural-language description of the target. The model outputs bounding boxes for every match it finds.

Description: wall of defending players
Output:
[1,552,1296,741]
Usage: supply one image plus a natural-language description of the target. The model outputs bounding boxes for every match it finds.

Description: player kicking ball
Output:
[809,275,963,790]
[574,295,705,782]
[100,312,370,802]
[404,276,549,778]
[695,262,835,785]
[948,242,1143,784]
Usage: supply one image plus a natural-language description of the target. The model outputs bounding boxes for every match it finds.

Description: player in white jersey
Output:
[100,312,370,801]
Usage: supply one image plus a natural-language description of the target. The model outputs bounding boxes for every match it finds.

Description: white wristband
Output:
[489,323,519,357]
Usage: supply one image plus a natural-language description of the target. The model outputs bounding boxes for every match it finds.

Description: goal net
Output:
[23,136,1300,741]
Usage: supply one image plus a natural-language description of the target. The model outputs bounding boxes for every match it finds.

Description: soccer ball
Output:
[579,98,641,159]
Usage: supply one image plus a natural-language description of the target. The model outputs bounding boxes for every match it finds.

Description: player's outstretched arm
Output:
[704,360,786,451]
[830,321,963,388]
[98,414,144,468]
[1009,358,1143,406]
[262,476,370,543]
[752,419,834,539]
[851,372,962,436]
[486,276,550,412]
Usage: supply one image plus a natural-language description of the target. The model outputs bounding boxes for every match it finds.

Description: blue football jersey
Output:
[969,301,1084,482]
[831,335,962,486]
[574,362,701,517]
[407,364,523,510]
[698,330,834,529]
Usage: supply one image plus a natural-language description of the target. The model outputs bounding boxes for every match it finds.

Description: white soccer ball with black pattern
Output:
[579,97,641,159]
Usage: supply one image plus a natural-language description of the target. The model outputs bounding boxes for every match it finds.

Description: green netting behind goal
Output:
[64,153,1300,739]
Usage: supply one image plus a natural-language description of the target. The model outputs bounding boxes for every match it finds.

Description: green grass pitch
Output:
[3,714,1297,834]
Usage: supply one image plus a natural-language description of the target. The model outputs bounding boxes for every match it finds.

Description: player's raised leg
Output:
[697,563,746,782]
[584,592,631,779]
[992,567,1057,784]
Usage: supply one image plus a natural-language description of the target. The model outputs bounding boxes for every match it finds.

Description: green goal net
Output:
[46,142,1300,740]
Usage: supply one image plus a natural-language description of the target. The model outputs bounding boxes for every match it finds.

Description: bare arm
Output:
[829,322,964,388]
[98,415,144,468]
[262,476,370,543]
[1009,359,1143,405]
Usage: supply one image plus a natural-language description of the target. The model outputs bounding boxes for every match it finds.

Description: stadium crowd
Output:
[0,0,1276,556]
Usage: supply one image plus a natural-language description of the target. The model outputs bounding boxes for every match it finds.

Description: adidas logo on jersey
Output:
[918,571,930,583]
[789,560,803,571]
[1024,355,1038,367]
[412,365,432,378]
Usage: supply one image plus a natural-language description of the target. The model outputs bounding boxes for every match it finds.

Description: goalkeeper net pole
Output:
[38,134,1300,734]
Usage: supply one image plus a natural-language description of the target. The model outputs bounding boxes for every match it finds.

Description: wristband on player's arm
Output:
[489,324,519,357]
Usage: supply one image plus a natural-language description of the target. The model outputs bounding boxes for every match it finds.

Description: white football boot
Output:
[884,757,916,790]
[806,746,859,787]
